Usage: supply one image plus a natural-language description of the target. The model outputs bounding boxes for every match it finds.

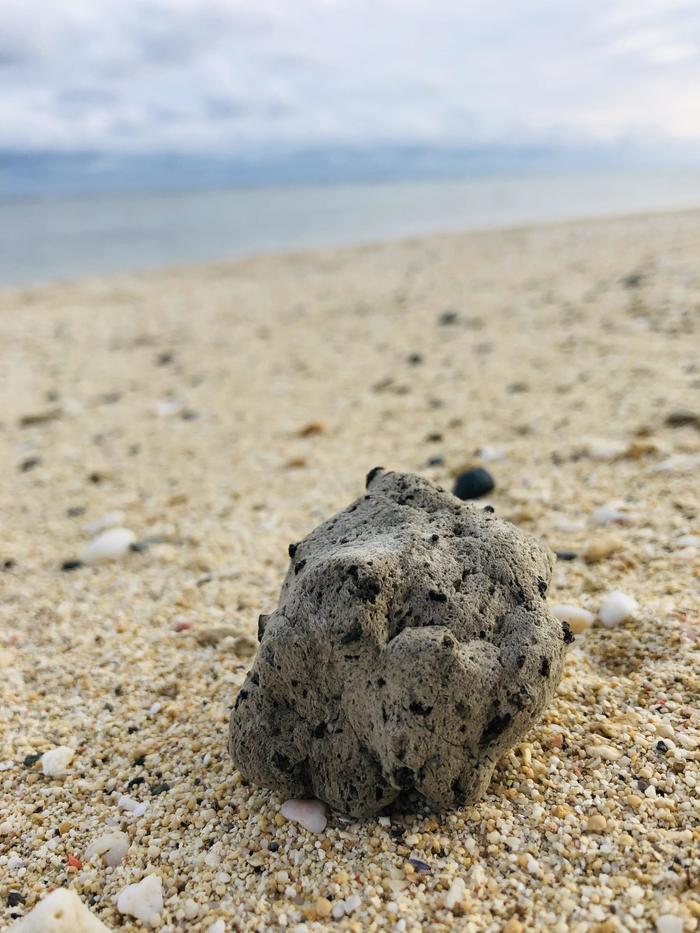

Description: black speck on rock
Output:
[288,542,298,557]
[453,467,495,500]
[366,466,385,488]
[561,621,575,644]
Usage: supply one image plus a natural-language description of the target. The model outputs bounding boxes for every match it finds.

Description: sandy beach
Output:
[1,211,699,931]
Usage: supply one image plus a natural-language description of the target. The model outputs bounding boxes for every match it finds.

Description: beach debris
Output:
[453,466,495,500]
[118,795,148,817]
[81,528,136,564]
[598,591,638,627]
[229,469,570,817]
[85,831,130,867]
[551,604,594,635]
[41,746,74,777]
[9,888,111,932]
[280,799,328,833]
[116,874,163,926]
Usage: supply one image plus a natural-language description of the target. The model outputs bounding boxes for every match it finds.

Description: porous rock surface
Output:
[229,469,571,817]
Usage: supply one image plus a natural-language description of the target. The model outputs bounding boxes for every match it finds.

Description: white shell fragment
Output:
[9,888,112,932]
[85,831,130,867]
[41,746,74,777]
[598,591,638,628]
[551,604,595,634]
[82,528,136,564]
[591,502,632,526]
[116,874,163,925]
[280,798,328,833]
[444,876,466,910]
[117,795,148,817]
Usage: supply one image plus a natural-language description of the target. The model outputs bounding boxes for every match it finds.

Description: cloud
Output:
[1,0,700,154]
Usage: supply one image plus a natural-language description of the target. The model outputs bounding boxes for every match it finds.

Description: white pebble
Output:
[344,895,361,914]
[116,874,163,926]
[183,899,199,920]
[85,831,129,867]
[207,922,226,933]
[598,591,638,627]
[82,528,135,564]
[586,744,621,761]
[656,916,684,933]
[331,902,346,920]
[585,438,626,460]
[155,398,182,417]
[9,888,111,932]
[117,795,148,817]
[677,534,700,548]
[444,877,466,910]
[476,445,505,462]
[280,799,327,833]
[551,604,594,634]
[41,746,74,777]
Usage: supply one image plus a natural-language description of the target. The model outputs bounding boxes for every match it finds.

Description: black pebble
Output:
[453,467,495,500]
[151,781,170,795]
[407,353,423,365]
[426,456,444,466]
[556,550,578,561]
[133,754,146,766]
[23,753,42,767]
[2,558,16,570]
[7,892,25,908]
[438,310,459,325]
[60,559,83,572]
[20,457,41,472]
[66,506,85,517]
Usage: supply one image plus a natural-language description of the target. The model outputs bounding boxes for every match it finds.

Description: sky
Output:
[2,0,700,162]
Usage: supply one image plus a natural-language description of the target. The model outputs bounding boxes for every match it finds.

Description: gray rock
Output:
[228,469,571,817]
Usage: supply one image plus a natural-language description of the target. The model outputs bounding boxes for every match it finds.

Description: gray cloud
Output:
[1,0,699,154]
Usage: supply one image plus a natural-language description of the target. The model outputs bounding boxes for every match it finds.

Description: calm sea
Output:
[3,171,700,287]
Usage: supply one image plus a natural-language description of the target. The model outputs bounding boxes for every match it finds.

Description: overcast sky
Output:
[2,0,700,155]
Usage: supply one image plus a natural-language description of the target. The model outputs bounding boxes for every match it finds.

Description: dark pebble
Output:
[408,857,431,873]
[23,753,42,767]
[426,433,442,442]
[133,754,146,766]
[268,841,279,852]
[555,550,578,561]
[438,310,459,325]
[19,457,41,472]
[129,541,149,553]
[66,506,86,517]
[453,467,495,500]
[7,892,25,908]
[60,559,83,572]
[426,456,445,466]
[2,558,16,570]
[406,353,423,365]
[156,351,174,365]
[622,272,644,288]
[151,781,170,795]
[665,410,699,428]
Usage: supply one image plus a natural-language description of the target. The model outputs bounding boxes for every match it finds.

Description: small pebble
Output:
[9,888,110,932]
[592,502,632,525]
[207,921,225,933]
[84,511,125,535]
[453,467,495,500]
[116,874,163,925]
[656,916,685,933]
[555,550,578,561]
[598,591,638,627]
[82,528,136,565]
[279,799,327,833]
[586,813,607,832]
[551,604,594,634]
[584,533,624,562]
[85,832,130,867]
[41,746,74,777]
[444,876,466,910]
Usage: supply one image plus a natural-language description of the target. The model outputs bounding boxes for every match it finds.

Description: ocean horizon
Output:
[3,169,700,288]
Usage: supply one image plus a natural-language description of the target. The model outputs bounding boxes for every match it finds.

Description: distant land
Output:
[0,143,693,200]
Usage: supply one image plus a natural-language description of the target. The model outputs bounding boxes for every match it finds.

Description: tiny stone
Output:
[82,528,136,565]
[453,467,495,500]
[598,591,638,627]
[584,533,624,562]
[279,799,328,833]
[85,831,130,867]
[551,604,594,634]
[41,746,74,777]
[586,814,607,833]
[315,897,332,918]
[555,550,578,561]
[116,874,163,925]
[656,916,685,933]
[444,877,466,910]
